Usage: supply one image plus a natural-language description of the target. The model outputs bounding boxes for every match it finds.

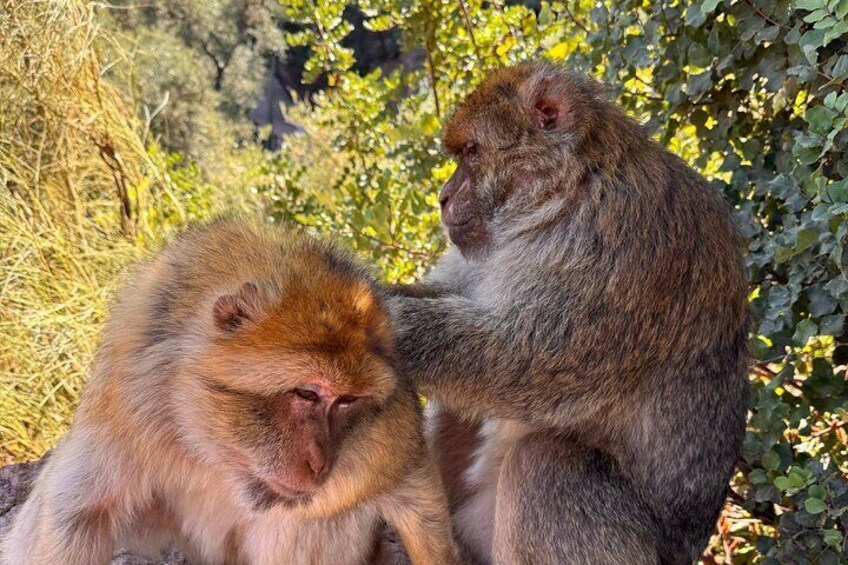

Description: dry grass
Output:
[1,0,171,463]
[0,0,266,464]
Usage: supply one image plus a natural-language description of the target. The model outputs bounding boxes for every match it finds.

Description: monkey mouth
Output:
[444,219,472,240]
[443,217,471,228]
[246,477,314,511]
[445,218,484,248]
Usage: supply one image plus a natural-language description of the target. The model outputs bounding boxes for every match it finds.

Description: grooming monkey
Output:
[1,219,458,565]
[391,61,749,564]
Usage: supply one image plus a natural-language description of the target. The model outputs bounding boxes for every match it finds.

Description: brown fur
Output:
[1,218,458,565]
[390,61,749,564]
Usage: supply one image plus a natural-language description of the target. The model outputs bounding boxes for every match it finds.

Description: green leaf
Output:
[823,529,844,548]
[825,91,838,107]
[685,4,707,27]
[687,71,713,97]
[804,9,829,22]
[809,484,827,499]
[832,55,848,78]
[774,476,793,490]
[538,2,552,26]
[688,42,711,66]
[796,228,818,252]
[762,450,781,471]
[814,16,838,29]
[793,319,819,345]
[805,497,826,514]
[755,26,781,43]
[828,181,848,203]
[806,105,837,133]
[800,29,826,63]
[788,468,809,488]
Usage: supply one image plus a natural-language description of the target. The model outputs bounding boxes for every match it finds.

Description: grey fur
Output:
[390,62,748,564]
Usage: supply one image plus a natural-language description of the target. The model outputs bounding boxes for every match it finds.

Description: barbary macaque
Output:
[390,61,749,564]
[1,219,457,565]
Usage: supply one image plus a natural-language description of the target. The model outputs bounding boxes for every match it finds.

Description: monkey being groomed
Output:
[390,61,749,564]
[1,219,458,565]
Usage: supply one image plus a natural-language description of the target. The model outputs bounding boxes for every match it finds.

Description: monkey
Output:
[388,61,749,564]
[0,218,458,565]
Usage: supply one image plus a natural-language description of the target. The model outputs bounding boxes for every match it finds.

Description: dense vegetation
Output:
[1,0,847,562]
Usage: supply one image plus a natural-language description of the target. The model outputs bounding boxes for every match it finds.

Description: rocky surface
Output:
[0,459,187,564]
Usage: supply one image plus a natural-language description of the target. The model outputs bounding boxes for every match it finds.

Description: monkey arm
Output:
[378,455,459,565]
[391,295,614,429]
[383,283,449,299]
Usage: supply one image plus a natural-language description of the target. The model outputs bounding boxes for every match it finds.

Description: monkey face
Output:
[180,275,398,512]
[198,374,385,512]
[440,62,600,256]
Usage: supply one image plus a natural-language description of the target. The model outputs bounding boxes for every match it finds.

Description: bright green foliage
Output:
[267,0,848,561]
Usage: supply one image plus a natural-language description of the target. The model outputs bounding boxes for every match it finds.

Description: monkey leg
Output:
[493,433,661,565]
[379,455,460,565]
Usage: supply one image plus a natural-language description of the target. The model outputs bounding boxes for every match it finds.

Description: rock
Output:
[0,458,46,534]
[112,549,189,565]
[0,459,188,564]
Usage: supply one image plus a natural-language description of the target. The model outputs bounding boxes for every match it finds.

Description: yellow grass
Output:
[0,0,238,463]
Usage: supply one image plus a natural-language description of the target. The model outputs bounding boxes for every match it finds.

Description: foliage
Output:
[0,0,259,463]
[106,0,287,157]
[267,0,848,561]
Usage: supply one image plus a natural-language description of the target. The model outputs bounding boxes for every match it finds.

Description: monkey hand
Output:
[387,295,440,385]
[383,283,449,299]
[387,293,492,390]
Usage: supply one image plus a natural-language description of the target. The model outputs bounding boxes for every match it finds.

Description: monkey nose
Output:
[306,445,327,479]
[438,185,450,209]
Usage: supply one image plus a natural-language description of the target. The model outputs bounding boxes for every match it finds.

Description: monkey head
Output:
[440,61,602,256]
[177,257,398,513]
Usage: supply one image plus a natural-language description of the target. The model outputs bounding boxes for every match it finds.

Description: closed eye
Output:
[336,395,360,407]
[293,388,320,402]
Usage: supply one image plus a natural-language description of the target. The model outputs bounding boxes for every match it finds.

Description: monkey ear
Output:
[213,282,261,333]
[532,95,568,131]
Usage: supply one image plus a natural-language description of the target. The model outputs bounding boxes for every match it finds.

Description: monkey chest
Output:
[455,419,531,563]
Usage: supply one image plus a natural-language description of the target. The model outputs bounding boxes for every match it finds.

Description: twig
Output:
[561,1,589,34]
[354,229,434,259]
[425,36,441,119]
[811,419,848,438]
[457,0,483,64]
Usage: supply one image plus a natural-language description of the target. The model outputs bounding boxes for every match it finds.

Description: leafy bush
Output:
[267,0,848,561]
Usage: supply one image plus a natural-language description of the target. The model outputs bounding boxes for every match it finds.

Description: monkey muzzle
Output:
[440,163,489,252]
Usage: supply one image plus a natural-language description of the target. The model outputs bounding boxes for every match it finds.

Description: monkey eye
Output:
[336,395,360,408]
[293,388,320,402]
[461,141,478,158]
